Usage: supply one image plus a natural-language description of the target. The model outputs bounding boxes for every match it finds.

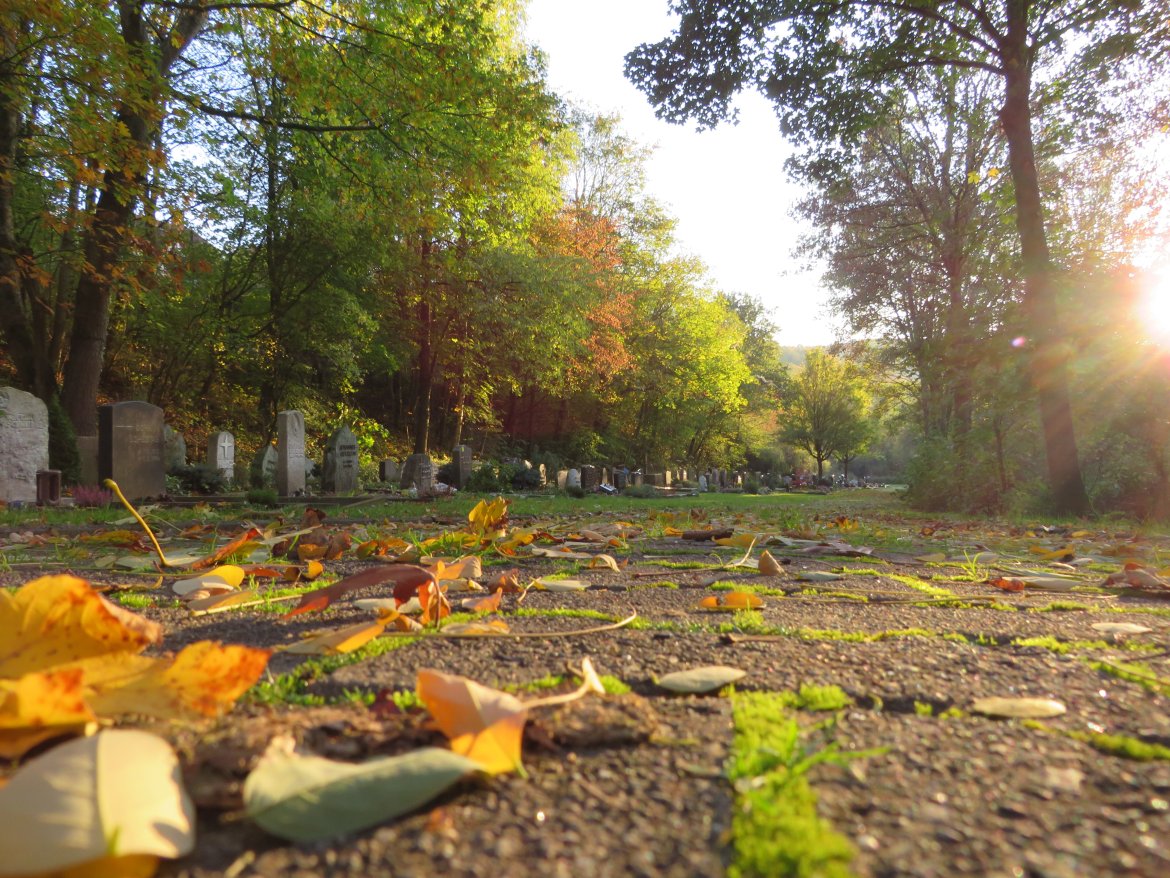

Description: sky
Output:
[523,0,843,347]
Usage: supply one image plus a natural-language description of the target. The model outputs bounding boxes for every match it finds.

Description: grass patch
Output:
[510,607,617,623]
[1028,601,1095,613]
[633,579,680,589]
[641,559,717,570]
[781,684,852,712]
[1087,659,1170,697]
[114,592,156,609]
[1013,636,1157,655]
[800,589,868,602]
[250,635,419,706]
[1067,730,1170,761]
[710,582,787,596]
[887,574,956,599]
[727,690,874,878]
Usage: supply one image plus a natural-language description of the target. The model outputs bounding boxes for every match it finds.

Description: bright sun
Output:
[1139,272,1170,344]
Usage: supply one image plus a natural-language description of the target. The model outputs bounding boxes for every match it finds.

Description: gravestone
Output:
[322,425,360,493]
[566,468,581,490]
[276,410,305,496]
[536,463,548,487]
[663,470,672,487]
[613,468,628,490]
[453,445,473,489]
[0,387,49,502]
[251,445,276,487]
[580,465,599,492]
[379,459,400,483]
[207,432,235,481]
[631,470,644,487]
[98,401,165,500]
[400,453,434,495]
[556,469,568,490]
[698,474,708,492]
[163,425,186,471]
[601,467,609,486]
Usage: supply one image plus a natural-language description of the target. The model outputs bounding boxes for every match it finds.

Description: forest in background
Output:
[1,1,1168,517]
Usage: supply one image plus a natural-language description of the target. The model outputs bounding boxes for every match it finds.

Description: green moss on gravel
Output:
[727,691,861,878]
[887,574,956,598]
[250,635,419,706]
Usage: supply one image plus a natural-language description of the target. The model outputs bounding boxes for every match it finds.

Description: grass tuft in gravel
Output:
[251,636,419,705]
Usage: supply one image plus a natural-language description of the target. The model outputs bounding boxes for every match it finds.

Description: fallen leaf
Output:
[282,617,394,655]
[655,665,746,694]
[1090,622,1153,636]
[531,578,590,592]
[971,696,1066,718]
[417,669,528,775]
[988,576,1026,592]
[588,554,622,573]
[714,533,757,548]
[0,730,194,875]
[186,589,261,614]
[467,497,509,541]
[244,743,480,843]
[795,570,844,582]
[191,528,263,570]
[698,592,764,610]
[460,590,502,614]
[284,565,436,617]
[442,620,511,636]
[758,550,783,575]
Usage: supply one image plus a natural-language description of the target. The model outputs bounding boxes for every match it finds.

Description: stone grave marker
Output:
[631,470,644,487]
[613,467,628,490]
[556,469,568,490]
[566,468,581,490]
[663,470,672,487]
[536,463,547,487]
[276,410,305,496]
[453,445,473,489]
[163,425,186,471]
[580,465,599,492]
[400,453,434,495]
[207,432,235,481]
[99,401,165,500]
[379,459,400,483]
[698,474,708,492]
[0,387,49,503]
[322,425,360,493]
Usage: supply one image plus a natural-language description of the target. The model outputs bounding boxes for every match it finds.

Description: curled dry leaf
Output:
[0,729,194,877]
[988,576,1026,592]
[532,578,590,592]
[417,669,528,775]
[282,616,395,656]
[758,550,783,576]
[460,590,502,614]
[186,589,261,614]
[587,554,622,573]
[442,619,511,637]
[283,564,436,617]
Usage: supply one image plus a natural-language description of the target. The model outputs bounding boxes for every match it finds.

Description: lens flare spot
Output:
[1011,336,1028,348]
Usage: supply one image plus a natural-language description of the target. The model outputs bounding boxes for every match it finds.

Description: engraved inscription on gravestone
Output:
[277,410,306,496]
[98,401,165,500]
[208,431,235,481]
[323,425,359,493]
[0,387,49,502]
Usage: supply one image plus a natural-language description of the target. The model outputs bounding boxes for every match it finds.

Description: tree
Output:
[625,0,1158,514]
[781,350,870,480]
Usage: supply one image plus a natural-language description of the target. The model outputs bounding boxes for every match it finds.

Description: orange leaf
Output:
[283,565,436,617]
[419,581,452,627]
[461,589,502,614]
[417,669,527,775]
[988,577,1026,592]
[191,528,262,570]
[698,591,764,610]
[297,543,327,562]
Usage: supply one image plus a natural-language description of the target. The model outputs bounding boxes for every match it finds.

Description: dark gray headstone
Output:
[251,445,276,487]
[322,425,360,493]
[276,410,305,496]
[613,468,628,490]
[0,387,49,502]
[207,431,235,481]
[163,424,186,471]
[453,444,473,489]
[580,465,599,492]
[99,401,165,500]
[379,459,400,483]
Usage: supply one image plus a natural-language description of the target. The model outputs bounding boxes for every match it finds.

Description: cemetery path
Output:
[4,496,1170,876]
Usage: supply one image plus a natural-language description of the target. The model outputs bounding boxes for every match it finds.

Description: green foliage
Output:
[245,488,279,507]
[46,394,80,486]
[168,464,228,496]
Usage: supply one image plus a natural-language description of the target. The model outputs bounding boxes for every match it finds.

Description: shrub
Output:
[72,484,112,507]
[168,464,228,495]
[246,487,279,507]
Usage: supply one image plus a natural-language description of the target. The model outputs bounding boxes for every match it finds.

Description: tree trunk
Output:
[999,14,1088,515]
[412,244,433,454]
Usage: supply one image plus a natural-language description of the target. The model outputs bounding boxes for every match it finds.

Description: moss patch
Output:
[250,635,419,706]
[727,691,865,878]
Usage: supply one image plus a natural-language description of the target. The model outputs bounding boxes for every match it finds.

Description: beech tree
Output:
[626,0,1157,514]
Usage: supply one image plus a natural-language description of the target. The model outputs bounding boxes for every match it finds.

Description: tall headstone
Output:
[322,425,360,493]
[0,387,49,502]
[453,444,473,489]
[663,470,672,487]
[566,468,581,490]
[613,468,628,490]
[400,452,435,494]
[580,465,599,492]
[698,474,708,492]
[379,459,399,483]
[276,410,305,496]
[98,401,165,500]
[207,431,235,481]
[631,470,644,487]
[536,463,548,487]
[163,425,186,471]
[556,469,568,490]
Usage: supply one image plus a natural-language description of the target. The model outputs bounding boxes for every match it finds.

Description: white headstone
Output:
[276,410,305,496]
[698,474,708,492]
[207,431,235,480]
[566,468,581,490]
[0,387,49,502]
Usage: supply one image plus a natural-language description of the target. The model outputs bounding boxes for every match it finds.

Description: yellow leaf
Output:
[714,533,756,548]
[82,642,271,720]
[186,589,260,615]
[0,576,161,679]
[441,619,511,636]
[303,560,325,580]
[297,543,327,561]
[663,526,683,537]
[698,591,764,610]
[0,730,194,876]
[417,669,527,775]
[282,617,391,656]
[467,497,510,540]
[0,668,96,759]
[433,555,482,581]
[588,554,621,572]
